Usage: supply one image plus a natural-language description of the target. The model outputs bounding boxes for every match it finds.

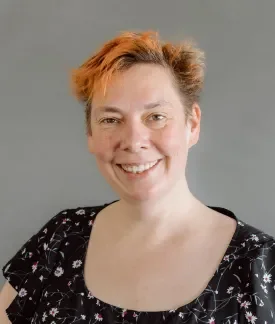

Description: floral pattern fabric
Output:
[2,203,275,324]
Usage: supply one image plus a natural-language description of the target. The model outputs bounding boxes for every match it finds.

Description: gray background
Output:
[1,0,275,285]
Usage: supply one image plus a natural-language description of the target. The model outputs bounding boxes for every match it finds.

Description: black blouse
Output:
[2,203,275,324]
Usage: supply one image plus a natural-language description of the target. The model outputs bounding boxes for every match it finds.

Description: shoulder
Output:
[219,215,275,290]
[2,204,104,286]
[231,220,275,317]
[211,206,275,262]
[236,218,275,252]
[1,204,105,322]
[39,205,102,232]
[30,204,104,239]
[240,218,275,271]
[228,218,275,264]
[36,205,101,237]
[228,218,275,290]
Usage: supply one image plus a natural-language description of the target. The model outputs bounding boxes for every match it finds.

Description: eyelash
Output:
[99,114,166,125]
[100,118,119,124]
[148,114,165,121]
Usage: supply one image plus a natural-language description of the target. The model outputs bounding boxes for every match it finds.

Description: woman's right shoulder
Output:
[1,205,104,323]
[2,205,103,290]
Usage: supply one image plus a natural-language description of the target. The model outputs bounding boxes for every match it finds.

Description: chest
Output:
[83,233,225,311]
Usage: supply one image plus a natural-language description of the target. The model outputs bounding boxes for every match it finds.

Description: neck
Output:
[115,178,205,236]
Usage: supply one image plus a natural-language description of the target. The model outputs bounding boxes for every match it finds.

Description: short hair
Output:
[70,30,205,135]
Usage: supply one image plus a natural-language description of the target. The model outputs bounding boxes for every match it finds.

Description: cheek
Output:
[91,133,115,161]
[157,124,188,154]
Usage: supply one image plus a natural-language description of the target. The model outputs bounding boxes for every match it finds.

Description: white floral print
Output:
[32,261,38,272]
[42,312,48,322]
[223,255,230,261]
[245,311,257,323]
[76,209,85,215]
[240,301,251,309]
[72,259,82,268]
[49,308,59,317]
[54,266,64,277]
[237,293,243,303]
[2,204,275,323]
[95,313,103,321]
[251,234,259,242]
[18,288,27,297]
[263,272,272,283]
[261,283,268,294]
[227,286,234,294]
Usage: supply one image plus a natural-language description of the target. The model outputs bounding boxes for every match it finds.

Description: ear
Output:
[187,103,201,149]
[87,134,95,154]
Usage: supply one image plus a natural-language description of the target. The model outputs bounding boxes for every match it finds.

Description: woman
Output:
[1,30,275,324]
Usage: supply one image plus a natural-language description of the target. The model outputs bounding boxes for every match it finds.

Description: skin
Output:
[88,63,203,229]
[84,63,236,311]
[0,63,236,317]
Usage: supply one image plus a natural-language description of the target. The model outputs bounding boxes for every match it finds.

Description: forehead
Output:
[92,64,182,110]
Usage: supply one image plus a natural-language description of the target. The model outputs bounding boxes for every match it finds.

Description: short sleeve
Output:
[246,239,275,321]
[2,209,70,323]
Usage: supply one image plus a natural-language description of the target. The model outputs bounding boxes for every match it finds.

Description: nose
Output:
[119,122,150,153]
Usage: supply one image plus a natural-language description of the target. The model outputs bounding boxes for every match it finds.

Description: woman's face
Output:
[88,63,201,201]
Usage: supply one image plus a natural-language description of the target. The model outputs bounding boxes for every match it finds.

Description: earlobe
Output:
[187,105,201,149]
[190,119,201,147]
[189,128,200,148]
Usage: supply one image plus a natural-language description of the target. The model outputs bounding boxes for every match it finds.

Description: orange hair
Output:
[70,30,205,135]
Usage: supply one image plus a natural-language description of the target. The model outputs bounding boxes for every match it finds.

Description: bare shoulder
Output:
[0,281,17,323]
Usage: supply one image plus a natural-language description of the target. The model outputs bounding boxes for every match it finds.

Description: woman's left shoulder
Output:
[236,218,275,252]
[234,218,275,287]
[228,219,275,319]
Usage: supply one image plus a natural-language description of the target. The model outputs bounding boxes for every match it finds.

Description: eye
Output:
[100,118,120,124]
[148,114,166,121]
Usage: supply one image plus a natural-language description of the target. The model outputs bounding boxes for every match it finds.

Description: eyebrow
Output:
[96,100,171,114]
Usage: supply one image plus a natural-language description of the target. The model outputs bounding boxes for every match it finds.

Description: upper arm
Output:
[246,239,275,320]
[1,208,69,322]
[0,281,17,323]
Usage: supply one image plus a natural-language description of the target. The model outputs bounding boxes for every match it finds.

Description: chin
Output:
[99,159,179,202]
[124,190,155,202]
[118,182,169,203]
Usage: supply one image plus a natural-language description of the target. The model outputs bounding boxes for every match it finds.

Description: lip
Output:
[116,159,161,166]
[115,159,162,178]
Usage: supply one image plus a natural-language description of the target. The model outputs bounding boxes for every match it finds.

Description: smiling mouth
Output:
[117,159,161,174]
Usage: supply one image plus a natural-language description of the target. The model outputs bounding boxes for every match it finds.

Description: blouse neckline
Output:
[80,202,241,314]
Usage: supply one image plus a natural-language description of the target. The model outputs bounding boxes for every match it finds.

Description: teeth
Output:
[120,160,159,174]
